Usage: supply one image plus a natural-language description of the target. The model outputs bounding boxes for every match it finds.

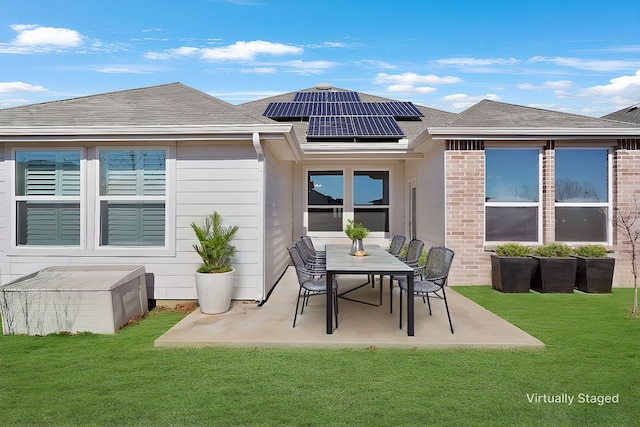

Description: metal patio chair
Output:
[388,239,424,313]
[288,244,338,328]
[301,235,326,258]
[397,246,455,333]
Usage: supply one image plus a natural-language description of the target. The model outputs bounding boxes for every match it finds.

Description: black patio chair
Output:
[397,246,455,333]
[388,239,424,313]
[288,244,338,328]
[301,235,326,258]
[294,240,326,269]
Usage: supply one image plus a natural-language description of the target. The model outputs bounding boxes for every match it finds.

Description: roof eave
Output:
[426,127,640,140]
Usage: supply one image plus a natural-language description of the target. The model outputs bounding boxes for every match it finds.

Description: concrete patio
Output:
[154,268,544,349]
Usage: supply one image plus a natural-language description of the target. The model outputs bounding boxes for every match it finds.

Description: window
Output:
[306,168,390,234]
[353,171,389,232]
[98,149,166,246]
[555,148,610,243]
[307,171,344,231]
[485,148,540,242]
[15,150,81,246]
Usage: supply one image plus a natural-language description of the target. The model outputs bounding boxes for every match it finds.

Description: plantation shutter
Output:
[16,151,81,246]
[99,150,166,247]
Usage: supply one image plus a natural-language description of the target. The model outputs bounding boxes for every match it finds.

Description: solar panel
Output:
[341,102,383,115]
[293,92,327,102]
[302,102,342,116]
[328,91,361,102]
[377,101,423,118]
[263,102,305,118]
[352,116,405,137]
[307,116,354,137]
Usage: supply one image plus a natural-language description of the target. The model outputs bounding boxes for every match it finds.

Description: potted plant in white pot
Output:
[344,219,369,256]
[191,211,239,314]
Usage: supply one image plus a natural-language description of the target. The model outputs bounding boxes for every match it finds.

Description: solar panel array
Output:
[307,116,404,138]
[264,91,422,139]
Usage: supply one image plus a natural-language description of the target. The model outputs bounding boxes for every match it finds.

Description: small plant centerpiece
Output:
[530,242,576,293]
[191,211,239,314]
[345,219,369,256]
[573,244,614,293]
[491,243,535,293]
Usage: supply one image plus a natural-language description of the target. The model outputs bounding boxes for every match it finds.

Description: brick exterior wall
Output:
[612,141,640,287]
[542,143,556,242]
[444,139,639,288]
[445,147,489,285]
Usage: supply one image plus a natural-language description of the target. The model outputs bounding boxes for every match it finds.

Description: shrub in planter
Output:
[491,243,535,293]
[573,244,615,293]
[530,243,576,293]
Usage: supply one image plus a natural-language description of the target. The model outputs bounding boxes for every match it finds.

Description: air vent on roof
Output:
[316,83,332,90]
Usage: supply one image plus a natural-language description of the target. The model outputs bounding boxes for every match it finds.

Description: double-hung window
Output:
[15,150,82,246]
[307,171,344,231]
[306,169,390,235]
[98,149,167,247]
[485,148,541,242]
[555,148,610,243]
[353,171,389,232]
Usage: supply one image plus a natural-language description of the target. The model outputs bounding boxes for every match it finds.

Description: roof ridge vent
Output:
[316,83,332,90]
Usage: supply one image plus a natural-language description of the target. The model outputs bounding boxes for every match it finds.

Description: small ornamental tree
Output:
[608,196,640,317]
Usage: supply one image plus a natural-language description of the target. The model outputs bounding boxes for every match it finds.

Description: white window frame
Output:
[554,146,612,245]
[9,144,175,257]
[305,168,346,238]
[304,166,392,239]
[95,146,175,253]
[484,146,543,245]
[11,147,86,251]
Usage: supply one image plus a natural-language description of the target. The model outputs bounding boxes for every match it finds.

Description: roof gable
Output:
[0,83,270,127]
[446,100,638,129]
[601,103,640,125]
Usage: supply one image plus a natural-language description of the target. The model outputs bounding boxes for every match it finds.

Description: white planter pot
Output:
[194,268,235,314]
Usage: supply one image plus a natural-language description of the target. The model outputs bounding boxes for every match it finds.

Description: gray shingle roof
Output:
[601,103,640,125]
[446,100,639,128]
[0,82,270,127]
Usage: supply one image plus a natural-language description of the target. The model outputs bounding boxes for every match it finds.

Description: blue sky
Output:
[1,0,639,117]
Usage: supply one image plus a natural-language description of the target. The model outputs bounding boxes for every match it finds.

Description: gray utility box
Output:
[0,265,147,335]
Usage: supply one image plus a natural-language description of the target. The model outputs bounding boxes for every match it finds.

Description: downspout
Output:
[252,132,266,302]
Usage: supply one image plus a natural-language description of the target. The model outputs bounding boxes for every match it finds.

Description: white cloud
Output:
[582,70,640,104]
[200,40,302,61]
[441,93,500,111]
[146,40,303,62]
[528,56,640,72]
[543,80,573,89]
[519,80,573,91]
[0,81,46,93]
[356,59,398,70]
[281,60,338,75]
[387,84,437,94]
[435,57,520,66]
[375,72,460,95]
[376,72,462,85]
[240,67,277,74]
[10,24,83,47]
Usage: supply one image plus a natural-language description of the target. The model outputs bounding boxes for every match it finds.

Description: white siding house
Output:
[1,82,639,307]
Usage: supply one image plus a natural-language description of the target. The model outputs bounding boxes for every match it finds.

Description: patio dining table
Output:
[325,244,415,336]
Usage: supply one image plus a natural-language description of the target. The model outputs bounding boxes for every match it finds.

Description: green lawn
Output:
[1,287,638,426]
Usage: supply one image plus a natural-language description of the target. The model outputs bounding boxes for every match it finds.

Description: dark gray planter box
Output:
[574,256,615,293]
[530,256,577,293]
[491,254,535,293]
